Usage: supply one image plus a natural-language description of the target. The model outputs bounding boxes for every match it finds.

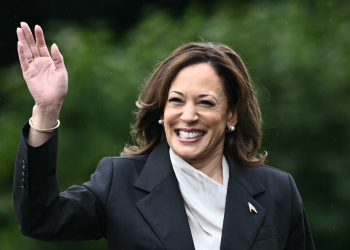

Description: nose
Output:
[180,102,198,124]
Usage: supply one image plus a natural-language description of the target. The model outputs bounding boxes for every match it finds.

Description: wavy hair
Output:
[122,42,267,168]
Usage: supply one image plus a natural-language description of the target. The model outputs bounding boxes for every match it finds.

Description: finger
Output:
[17,41,29,72]
[20,22,40,58]
[34,25,50,57]
[51,44,66,71]
[17,28,33,60]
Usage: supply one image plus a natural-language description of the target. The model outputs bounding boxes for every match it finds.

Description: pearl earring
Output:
[227,125,235,133]
[158,119,164,125]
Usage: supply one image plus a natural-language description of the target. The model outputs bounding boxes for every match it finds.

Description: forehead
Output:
[169,63,225,95]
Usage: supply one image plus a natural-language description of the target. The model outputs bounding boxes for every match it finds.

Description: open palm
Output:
[17,22,68,108]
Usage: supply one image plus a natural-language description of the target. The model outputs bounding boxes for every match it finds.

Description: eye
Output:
[168,97,183,103]
[199,100,215,106]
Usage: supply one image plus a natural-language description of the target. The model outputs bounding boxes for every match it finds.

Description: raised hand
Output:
[17,22,68,146]
[17,22,68,109]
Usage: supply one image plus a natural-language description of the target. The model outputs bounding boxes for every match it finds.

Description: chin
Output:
[171,147,202,161]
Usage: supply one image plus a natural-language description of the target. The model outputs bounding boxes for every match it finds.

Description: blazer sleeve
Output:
[13,122,112,241]
[284,174,315,250]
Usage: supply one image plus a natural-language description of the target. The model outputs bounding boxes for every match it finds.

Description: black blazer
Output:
[13,123,315,250]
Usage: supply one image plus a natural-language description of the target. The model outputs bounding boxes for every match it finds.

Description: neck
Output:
[186,149,224,184]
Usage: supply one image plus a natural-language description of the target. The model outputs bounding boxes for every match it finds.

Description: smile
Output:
[176,130,205,139]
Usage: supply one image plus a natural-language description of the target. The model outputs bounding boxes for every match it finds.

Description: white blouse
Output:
[169,149,229,250]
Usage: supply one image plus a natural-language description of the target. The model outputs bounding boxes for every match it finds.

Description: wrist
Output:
[31,104,61,129]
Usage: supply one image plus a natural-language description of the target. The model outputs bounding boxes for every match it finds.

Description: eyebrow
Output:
[169,91,218,102]
[170,91,184,96]
[198,94,218,102]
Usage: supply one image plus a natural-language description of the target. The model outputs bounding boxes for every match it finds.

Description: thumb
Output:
[51,43,65,70]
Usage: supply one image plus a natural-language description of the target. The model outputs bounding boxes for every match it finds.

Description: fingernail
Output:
[35,25,40,28]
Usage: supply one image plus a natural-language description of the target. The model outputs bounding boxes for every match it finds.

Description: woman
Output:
[13,22,315,250]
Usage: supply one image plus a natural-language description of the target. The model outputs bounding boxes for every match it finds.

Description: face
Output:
[163,63,237,166]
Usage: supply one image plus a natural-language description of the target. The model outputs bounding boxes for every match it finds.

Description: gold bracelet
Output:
[29,117,60,133]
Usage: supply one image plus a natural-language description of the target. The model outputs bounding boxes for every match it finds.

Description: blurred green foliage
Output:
[1,1,350,249]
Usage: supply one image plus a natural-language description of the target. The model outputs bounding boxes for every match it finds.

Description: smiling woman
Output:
[123,43,265,169]
[13,23,315,250]
[164,63,235,183]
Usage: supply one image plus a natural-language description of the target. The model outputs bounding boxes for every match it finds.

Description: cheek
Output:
[163,107,181,122]
[163,111,176,134]
[204,113,227,127]
[208,116,228,138]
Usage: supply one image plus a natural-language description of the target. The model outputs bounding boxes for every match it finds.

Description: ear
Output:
[227,108,238,126]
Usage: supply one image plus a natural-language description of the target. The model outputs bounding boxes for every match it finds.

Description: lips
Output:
[175,129,205,139]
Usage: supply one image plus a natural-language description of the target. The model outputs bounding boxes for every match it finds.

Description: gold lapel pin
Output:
[248,202,258,213]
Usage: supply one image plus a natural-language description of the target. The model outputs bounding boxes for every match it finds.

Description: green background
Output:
[1,1,349,249]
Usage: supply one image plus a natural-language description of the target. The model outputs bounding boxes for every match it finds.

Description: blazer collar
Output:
[133,140,195,250]
[220,151,267,250]
[224,150,266,196]
[133,140,174,192]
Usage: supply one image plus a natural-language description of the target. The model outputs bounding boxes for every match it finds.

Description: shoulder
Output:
[255,164,303,206]
[99,154,148,165]
[253,164,296,196]
[254,163,290,180]
[95,155,149,176]
[84,155,150,194]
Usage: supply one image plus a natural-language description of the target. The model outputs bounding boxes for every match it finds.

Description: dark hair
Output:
[122,42,266,168]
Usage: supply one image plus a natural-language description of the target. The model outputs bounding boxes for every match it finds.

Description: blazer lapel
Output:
[220,153,267,250]
[133,140,195,250]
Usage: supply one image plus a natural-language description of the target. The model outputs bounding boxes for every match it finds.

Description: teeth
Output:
[178,131,203,139]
